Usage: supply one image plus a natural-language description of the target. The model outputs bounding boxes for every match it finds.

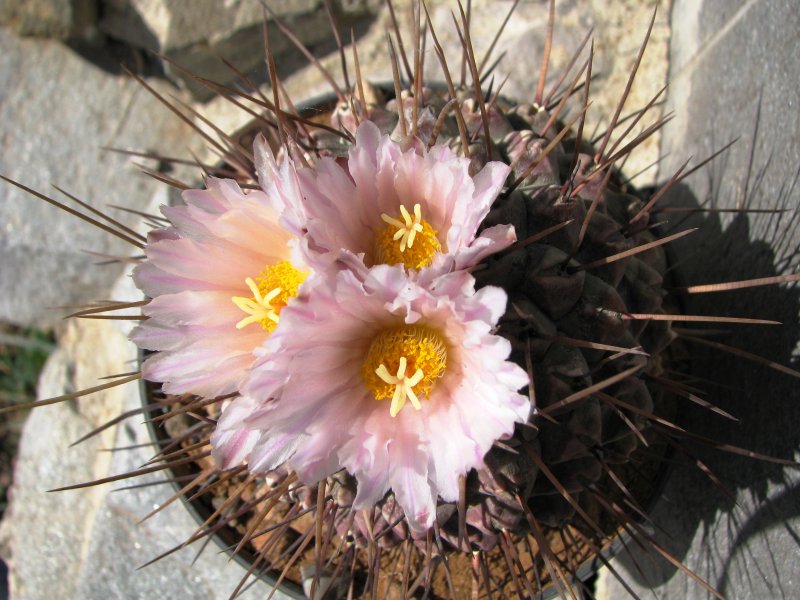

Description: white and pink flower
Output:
[132,176,308,399]
[255,120,516,279]
[211,264,531,532]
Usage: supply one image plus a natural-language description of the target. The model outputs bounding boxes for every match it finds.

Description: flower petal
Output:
[132,175,303,399]
[266,121,515,279]
[237,265,530,533]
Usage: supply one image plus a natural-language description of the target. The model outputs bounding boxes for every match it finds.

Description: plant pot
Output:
[139,83,681,599]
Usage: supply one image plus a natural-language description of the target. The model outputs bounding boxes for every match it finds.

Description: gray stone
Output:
[0,27,202,329]
[0,318,133,600]
[598,0,800,598]
[0,0,96,39]
[100,0,316,51]
[98,0,381,100]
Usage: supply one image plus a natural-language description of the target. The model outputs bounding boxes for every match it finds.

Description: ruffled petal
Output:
[143,290,243,327]
[254,134,308,236]
[388,416,436,532]
[249,431,302,474]
[133,261,211,297]
[212,396,263,469]
[131,321,198,352]
[452,224,517,271]
[132,175,305,401]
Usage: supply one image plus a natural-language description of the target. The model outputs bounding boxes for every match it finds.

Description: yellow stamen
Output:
[361,325,447,417]
[231,261,306,331]
[374,203,441,270]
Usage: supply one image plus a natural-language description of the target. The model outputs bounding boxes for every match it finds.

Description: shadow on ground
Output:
[611,143,800,597]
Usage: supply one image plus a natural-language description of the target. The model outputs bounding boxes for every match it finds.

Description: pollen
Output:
[374,203,441,270]
[361,325,448,417]
[231,260,307,331]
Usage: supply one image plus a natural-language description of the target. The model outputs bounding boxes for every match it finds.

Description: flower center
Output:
[231,261,306,331]
[374,203,441,270]
[361,325,448,417]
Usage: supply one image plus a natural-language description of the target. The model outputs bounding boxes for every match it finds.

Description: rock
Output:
[98,0,381,100]
[0,27,201,329]
[0,0,97,40]
[0,317,132,600]
[100,0,314,51]
[597,0,800,598]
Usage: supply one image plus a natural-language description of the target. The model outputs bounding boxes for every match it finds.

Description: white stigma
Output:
[375,356,425,417]
[231,277,282,329]
[381,203,424,252]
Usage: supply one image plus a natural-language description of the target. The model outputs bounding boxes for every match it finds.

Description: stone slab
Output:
[100,0,321,52]
[0,316,135,600]
[0,27,202,329]
[98,0,381,100]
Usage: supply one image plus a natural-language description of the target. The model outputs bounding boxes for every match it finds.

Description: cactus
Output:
[2,1,798,598]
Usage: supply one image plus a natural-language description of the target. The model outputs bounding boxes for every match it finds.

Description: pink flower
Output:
[212,265,531,532]
[255,120,516,278]
[132,177,308,399]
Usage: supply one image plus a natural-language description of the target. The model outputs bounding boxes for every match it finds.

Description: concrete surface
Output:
[597,1,800,598]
